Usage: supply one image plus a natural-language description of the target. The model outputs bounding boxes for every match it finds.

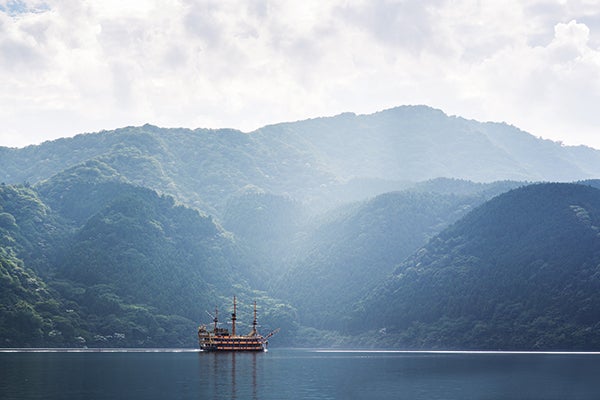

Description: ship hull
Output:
[199,336,266,352]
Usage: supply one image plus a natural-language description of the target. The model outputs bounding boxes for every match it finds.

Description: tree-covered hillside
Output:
[0,184,79,347]
[253,106,600,183]
[3,106,600,218]
[0,180,291,348]
[270,180,524,333]
[1,166,532,348]
[0,247,65,347]
[353,183,600,350]
[274,191,482,331]
[3,106,600,350]
[0,125,334,216]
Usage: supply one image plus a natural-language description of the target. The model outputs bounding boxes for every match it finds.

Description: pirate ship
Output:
[197,296,279,352]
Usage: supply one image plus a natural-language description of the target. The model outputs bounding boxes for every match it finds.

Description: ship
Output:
[198,296,279,352]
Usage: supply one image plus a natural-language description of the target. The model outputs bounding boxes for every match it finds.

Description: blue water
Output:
[2,349,600,399]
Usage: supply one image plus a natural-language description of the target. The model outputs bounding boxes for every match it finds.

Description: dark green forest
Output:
[353,183,600,350]
[2,106,600,349]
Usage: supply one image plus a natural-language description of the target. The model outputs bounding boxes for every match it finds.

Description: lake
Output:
[1,349,600,399]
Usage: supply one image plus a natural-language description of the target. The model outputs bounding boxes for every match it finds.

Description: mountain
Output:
[275,191,479,331]
[0,184,101,347]
[0,178,290,347]
[3,106,600,350]
[0,247,60,347]
[252,106,600,183]
[0,125,333,216]
[2,106,600,217]
[269,180,525,332]
[352,183,600,350]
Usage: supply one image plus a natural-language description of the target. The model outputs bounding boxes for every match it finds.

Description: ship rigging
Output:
[198,296,279,352]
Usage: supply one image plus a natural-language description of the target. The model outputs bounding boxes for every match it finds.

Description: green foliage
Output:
[0,181,267,347]
[4,109,600,351]
[36,160,130,226]
[354,183,600,350]
[274,190,484,330]
[4,107,600,220]
[0,247,80,347]
[0,124,334,217]
[0,184,67,272]
[0,212,17,228]
[58,185,241,321]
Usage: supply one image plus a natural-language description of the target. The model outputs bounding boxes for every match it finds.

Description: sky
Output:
[1,0,600,149]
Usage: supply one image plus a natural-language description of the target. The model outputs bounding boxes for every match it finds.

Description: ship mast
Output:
[231,296,237,336]
[213,306,218,332]
[252,300,258,336]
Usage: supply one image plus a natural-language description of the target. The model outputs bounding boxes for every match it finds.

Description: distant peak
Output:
[140,123,161,133]
[372,105,448,118]
[335,111,357,118]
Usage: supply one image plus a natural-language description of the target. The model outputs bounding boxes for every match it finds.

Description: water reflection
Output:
[3,350,600,400]
[199,352,260,400]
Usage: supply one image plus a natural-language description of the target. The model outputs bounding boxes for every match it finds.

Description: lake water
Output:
[2,349,600,399]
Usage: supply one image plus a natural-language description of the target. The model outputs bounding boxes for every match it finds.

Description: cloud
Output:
[443,18,600,147]
[337,0,448,56]
[1,0,600,148]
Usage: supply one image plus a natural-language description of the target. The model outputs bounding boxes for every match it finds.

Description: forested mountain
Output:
[352,183,600,350]
[0,125,332,216]
[2,106,600,349]
[221,178,525,332]
[2,106,600,217]
[252,106,600,183]
[0,180,288,347]
[0,185,69,346]
[274,190,490,331]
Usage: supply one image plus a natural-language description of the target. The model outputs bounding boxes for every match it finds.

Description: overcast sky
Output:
[1,0,600,149]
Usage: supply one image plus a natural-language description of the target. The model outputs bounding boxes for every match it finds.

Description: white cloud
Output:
[1,0,600,148]
[440,18,600,148]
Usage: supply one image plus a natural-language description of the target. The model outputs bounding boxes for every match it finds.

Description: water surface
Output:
[1,349,600,399]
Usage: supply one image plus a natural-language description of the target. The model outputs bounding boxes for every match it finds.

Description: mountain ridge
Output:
[352,182,600,350]
[2,105,600,218]
[3,106,600,349]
